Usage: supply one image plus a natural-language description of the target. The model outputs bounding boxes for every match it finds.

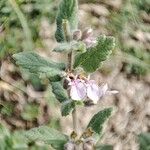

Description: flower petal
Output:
[107,90,119,95]
[70,80,87,101]
[87,82,100,104]
[100,83,108,96]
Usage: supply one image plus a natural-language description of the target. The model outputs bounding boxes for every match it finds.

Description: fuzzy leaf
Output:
[138,133,150,150]
[51,82,69,103]
[54,41,86,53]
[61,100,75,116]
[54,42,73,52]
[13,52,66,82]
[24,126,68,148]
[55,0,78,42]
[74,36,115,72]
[88,108,113,135]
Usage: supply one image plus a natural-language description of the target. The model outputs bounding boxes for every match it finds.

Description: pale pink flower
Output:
[69,79,87,101]
[86,80,100,104]
[68,75,118,103]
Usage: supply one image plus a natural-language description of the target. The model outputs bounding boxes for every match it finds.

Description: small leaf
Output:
[53,41,86,53]
[24,126,68,148]
[96,145,113,150]
[61,100,75,116]
[74,36,115,72]
[138,133,150,150]
[54,42,72,52]
[55,0,78,42]
[51,82,69,103]
[13,52,66,82]
[88,108,113,135]
[12,131,28,149]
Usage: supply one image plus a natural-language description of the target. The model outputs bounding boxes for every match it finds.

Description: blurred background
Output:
[0,0,150,149]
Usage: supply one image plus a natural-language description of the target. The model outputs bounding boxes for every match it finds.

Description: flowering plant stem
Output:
[62,19,78,133]
[68,51,78,132]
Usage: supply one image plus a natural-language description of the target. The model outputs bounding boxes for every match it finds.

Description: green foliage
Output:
[51,82,69,103]
[133,0,150,13]
[0,102,13,117]
[107,0,149,76]
[124,47,150,75]
[0,124,51,150]
[11,131,28,150]
[61,100,75,116]
[0,124,28,150]
[74,36,115,72]
[55,0,78,42]
[88,108,113,135]
[138,133,150,150]
[53,41,86,53]
[21,103,39,121]
[13,52,66,82]
[96,145,113,150]
[61,100,84,116]
[24,126,68,149]
[0,0,57,59]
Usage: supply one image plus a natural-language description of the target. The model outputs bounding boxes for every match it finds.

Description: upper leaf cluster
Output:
[55,0,78,42]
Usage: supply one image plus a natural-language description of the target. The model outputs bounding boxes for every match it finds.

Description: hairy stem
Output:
[72,108,77,132]
[68,51,73,70]
[63,19,78,132]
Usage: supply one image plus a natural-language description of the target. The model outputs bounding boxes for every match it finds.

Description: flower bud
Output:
[73,30,82,40]
[82,28,93,40]
[83,138,95,150]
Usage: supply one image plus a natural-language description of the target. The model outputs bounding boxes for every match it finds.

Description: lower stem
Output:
[68,51,73,70]
[72,107,77,132]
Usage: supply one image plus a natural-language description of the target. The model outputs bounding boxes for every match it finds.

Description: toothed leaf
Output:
[61,100,75,116]
[24,126,68,149]
[51,82,69,103]
[74,36,115,72]
[13,52,66,82]
[88,108,113,135]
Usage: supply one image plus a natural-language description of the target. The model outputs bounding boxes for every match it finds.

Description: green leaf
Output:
[12,131,28,149]
[74,36,115,72]
[55,0,78,42]
[24,126,68,149]
[13,52,66,82]
[96,145,113,150]
[0,124,28,149]
[51,82,69,103]
[61,100,75,116]
[138,133,150,150]
[53,41,86,53]
[54,42,73,52]
[88,108,113,135]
